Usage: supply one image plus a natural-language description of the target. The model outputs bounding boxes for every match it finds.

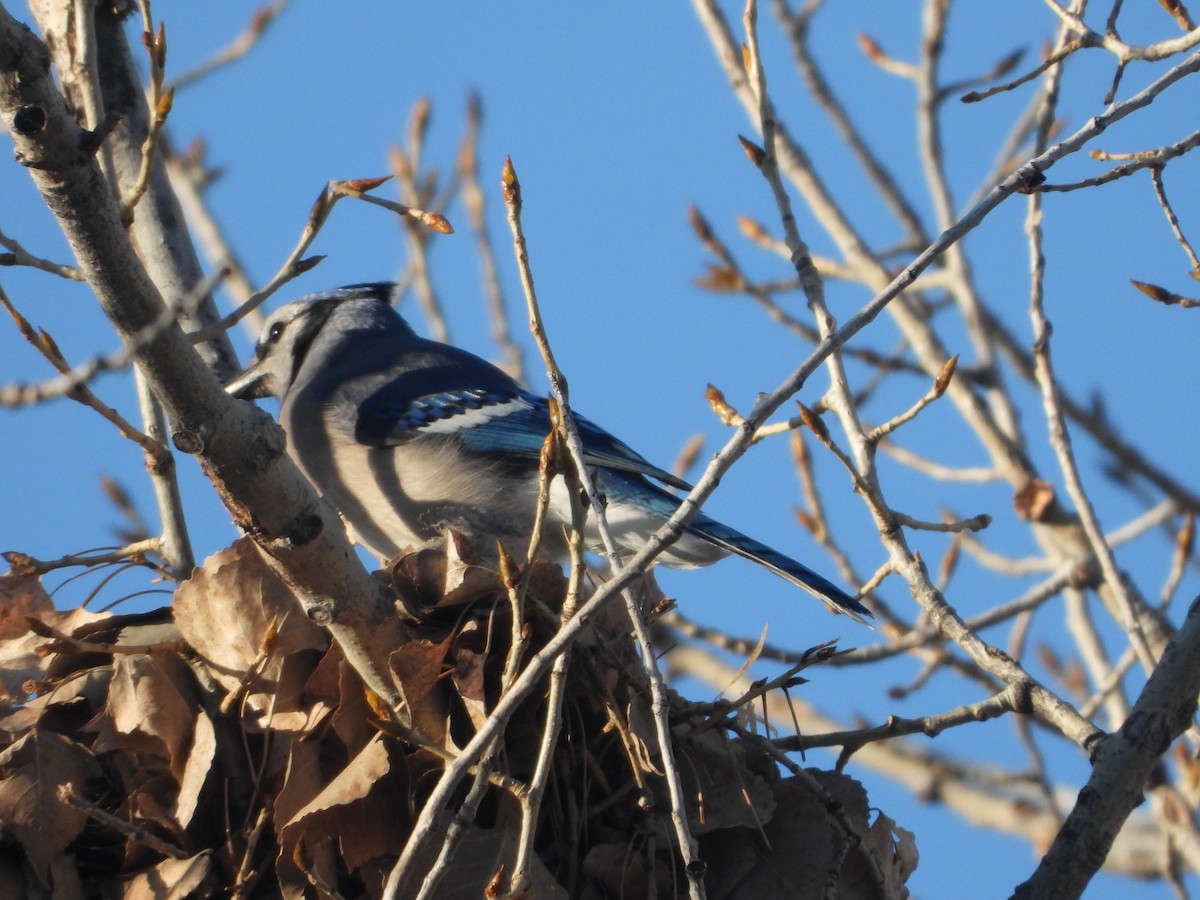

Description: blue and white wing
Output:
[356,387,692,491]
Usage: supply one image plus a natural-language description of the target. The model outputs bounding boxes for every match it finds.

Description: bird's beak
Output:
[224,360,271,400]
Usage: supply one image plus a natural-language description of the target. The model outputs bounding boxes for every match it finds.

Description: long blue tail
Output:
[690,512,873,624]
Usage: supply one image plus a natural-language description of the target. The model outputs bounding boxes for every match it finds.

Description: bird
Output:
[225,283,871,623]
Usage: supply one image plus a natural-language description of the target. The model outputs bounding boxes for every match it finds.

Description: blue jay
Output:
[226,283,870,622]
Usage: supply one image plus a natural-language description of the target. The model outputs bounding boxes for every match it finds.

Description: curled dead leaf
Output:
[1014,478,1055,522]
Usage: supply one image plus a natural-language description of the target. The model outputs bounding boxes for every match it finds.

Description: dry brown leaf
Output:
[98,652,197,778]
[171,711,216,830]
[389,633,453,742]
[1014,478,1055,522]
[0,535,912,897]
[174,539,327,725]
[278,736,408,876]
[625,687,666,778]
[869,810,919,897]
[390,536,511,618]
[0,585,103,700]
[330,656,381,753]
[702,772,915,899]
[272,739,328,897]
[0,572,53,637]
[421,823,569,900]
[0,727,99,881]
[123,852,213,899]
[128,771,189,843]
[450,621,491,732]
[674,725,777,835]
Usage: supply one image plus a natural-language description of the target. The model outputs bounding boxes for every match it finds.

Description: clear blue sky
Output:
[3,3,1199,897]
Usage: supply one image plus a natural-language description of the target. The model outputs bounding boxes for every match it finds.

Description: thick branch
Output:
[1013,596,1200,898]
[0,5,409,713]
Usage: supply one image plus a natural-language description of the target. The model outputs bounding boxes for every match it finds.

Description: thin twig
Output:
[0,224,84,279]
[500,158,706,900]
[169,0,290,92]
[0,269,227,407]
[458,93,525,382]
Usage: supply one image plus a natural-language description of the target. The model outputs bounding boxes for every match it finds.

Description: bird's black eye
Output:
[266,321,286,345]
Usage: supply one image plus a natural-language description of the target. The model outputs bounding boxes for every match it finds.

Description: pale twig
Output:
[0,270,226,408]
[164,139,265,337]
[1039,127,1200,192]
[0,225,84,279]
[794,402,871,497]
[331,175,453,235]
[980,301,1200,517]
[119,4,172,224]
[892,511,991,534]
[776,682,1028,755]
[380,13,1200,880]
[1106,499,1184,549]
[391,100,451,343]
[458,93,525,382]
[663,606,831,665]
[411,756,499,900]
[510,414,588,893]
[677,644,1172,879]
[187,186,337,344]
[1036,0,1200,63]
[962,39,1087,103]
[693,207,929,378]
[689,642,839,736]
[168,1,289,92]
[876,439,1001,483]
[778,1,926,245]
[690,205,821,346]
[1078,642,1139,720]
[736,212,858,278]
[1129,280,1200,308]
[131,367,194,576]
[1020,11,1147,737]
[0,285,167,460]
[382,158,714,900]
[955,532,1058,576]
[939,46,1030,101]
[230,805,272,900]
[191,168,449,347]
[35,7,207,582]
[1027,155,1158,674]
[700,0,1200,685]
[1151,163,1200,273]
[855,30,919,80]
[1162,514,1195,606]
[500,157,705,900]
[866,354,958,443]
[841,564,1083,666]
[964,93,1046,211]
[918,0,1027,450]
[1011,709,1068,826]
[1064,586,1131,731]
[3,539,165,580]
[501,432,558,690]
[704,383,802,444]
